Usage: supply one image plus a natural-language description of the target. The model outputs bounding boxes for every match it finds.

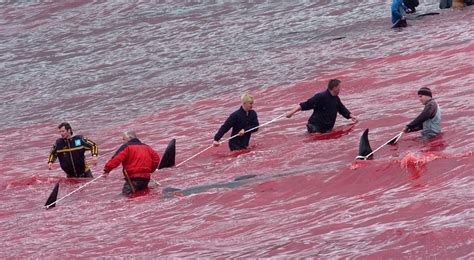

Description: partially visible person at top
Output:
[403,0,419,13]
[286,79,357,133]
[440,0,452,8]
[213,92,259,151]
[464,0,474,6]
[440,0,474,8]
[404,87,442,140]
[48,122,98,178]
[391,0,413,27]
[103,131,160,195]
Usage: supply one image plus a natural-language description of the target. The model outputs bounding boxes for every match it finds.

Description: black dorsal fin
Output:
[158,139,176,169]
[44,182,59,208]
[357,129,373,160]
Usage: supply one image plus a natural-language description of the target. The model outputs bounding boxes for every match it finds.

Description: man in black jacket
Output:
[48,122,98,178]
[213,92,259,151]
[286,79,357,133]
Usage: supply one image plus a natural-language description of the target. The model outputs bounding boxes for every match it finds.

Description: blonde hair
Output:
[241,92,254,104]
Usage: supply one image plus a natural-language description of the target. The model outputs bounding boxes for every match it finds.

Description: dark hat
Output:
[417,87,432,97]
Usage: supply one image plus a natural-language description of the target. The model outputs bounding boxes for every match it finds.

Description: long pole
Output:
[44,175,104,208]
[175,112,286,168]
[123,169,136,193]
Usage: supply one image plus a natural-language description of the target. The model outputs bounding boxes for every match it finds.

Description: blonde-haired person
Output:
[241,92,253,103]
[213,92,259,151]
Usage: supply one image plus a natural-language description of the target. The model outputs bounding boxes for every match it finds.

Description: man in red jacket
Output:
[103,131,160,195]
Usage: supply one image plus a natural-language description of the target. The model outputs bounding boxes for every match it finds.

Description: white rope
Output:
[358,131,403,160]
[175,112,286,168]
[151,178,161,186]
[44,175,104,208]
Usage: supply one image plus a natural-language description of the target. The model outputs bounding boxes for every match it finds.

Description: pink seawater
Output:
[0,1,473,258]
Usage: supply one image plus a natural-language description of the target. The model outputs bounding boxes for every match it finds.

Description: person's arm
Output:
[337,98,357,123]
[405,101,436,132]
[401,0,409,11]
[337,98,351,119]
[151,148,161,172]
[391,0,407,23]
[214,113,237,142]
[82,136,99,166]
[82,137,98,156]
[286,105,301,118]
[48,142,58,170]
[103,147,128,174]
[287,94,320,118]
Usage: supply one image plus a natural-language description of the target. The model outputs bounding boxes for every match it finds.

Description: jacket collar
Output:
[239,106,250,115]
[128,138,142,144]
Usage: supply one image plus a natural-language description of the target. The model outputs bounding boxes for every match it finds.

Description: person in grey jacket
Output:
[404,87,442,139]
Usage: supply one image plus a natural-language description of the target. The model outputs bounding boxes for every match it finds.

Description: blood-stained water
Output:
[0,1,472,258]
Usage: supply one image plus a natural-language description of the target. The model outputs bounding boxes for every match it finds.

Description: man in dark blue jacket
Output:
[213,92,259,151]
[286,79,357,133]
[391,0,412,27]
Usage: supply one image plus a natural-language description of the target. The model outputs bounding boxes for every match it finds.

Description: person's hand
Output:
[238,129,245,136]
[403,127,409,133]
[102,171,109,178]
[350,114,358,123]
[91,156,98,166]
[213,140,220,147]
[286,106,301,118]
[48,162,53,170]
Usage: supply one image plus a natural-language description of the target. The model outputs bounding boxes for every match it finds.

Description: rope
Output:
[358,131,403,160]
[175,112,286,168]
[44,175,104,208]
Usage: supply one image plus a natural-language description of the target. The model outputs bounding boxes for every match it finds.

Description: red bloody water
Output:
[0,1,473,258]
